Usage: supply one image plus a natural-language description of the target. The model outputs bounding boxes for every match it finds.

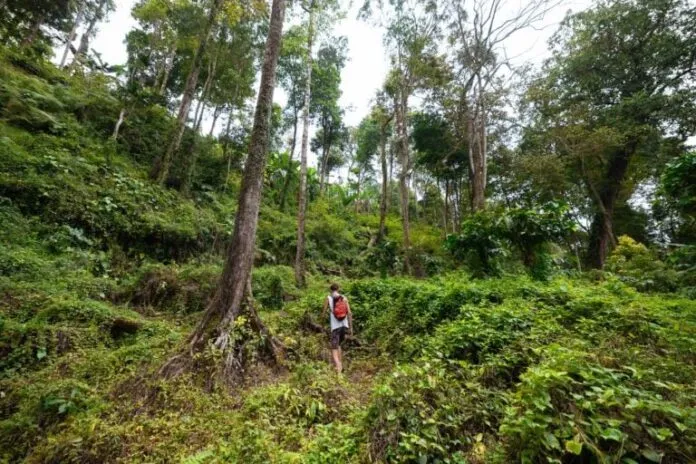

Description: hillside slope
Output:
[1,49,696,464]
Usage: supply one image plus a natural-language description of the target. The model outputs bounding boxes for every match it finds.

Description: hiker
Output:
[323,283,353,373]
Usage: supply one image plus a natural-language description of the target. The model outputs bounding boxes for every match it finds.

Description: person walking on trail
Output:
[323,283,353,373]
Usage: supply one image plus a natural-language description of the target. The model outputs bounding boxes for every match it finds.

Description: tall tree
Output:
[161,0,287,385]
[59,6,83,67]
[293,0,343,286]
[151,0,224,184]
[526,0,696,268]
[375,0,444,273]
[71,0,114,71]
[294,0,317,288]
[358,94,395,241]
[311,37,348,194]
[277,26,309,211]
[444,0,559,211]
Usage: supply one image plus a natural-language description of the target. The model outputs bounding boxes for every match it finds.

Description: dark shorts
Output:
[330,327,346,349]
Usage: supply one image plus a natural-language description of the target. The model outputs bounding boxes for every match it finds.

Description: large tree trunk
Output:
[587,147,632,269]
[294,3,315,288]
[152,0,223,185]
[279,106,299,211]
[160,0,286,386]
[378,120,389,242]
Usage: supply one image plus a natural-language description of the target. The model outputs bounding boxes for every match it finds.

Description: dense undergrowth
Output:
[1,48,695,464]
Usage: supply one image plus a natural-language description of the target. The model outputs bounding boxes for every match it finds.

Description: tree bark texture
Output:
[587,147,632,269]
[112,107,126,140]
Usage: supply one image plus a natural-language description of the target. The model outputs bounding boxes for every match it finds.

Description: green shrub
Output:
[446,203,575,279]
[500,345,696,463]
[124,263,220,314]
[363,361,503,463]
[446,210,509,276]
[607,235,680,292]
[252,265,297,310]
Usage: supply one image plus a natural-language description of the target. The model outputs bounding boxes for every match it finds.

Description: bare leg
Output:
[331,348,343,373]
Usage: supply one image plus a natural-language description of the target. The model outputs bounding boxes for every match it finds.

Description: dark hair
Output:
[330,283,339,292]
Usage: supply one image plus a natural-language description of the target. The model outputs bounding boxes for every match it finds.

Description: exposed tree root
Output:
[158,277,285,390]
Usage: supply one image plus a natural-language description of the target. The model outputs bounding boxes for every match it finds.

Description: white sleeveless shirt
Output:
[328,292,350,331]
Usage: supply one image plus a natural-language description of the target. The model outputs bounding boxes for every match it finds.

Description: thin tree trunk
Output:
[319,133,332,194]
[355,173,361,214]
[222,110,234,192]
[158,45,177,95]
[389,143,394,211]
[60,8,83,67]
[152,0,223,184]
[378,120,389,242]
[112,107,126,140]
[209,105,222,137]
[195,98,207,132]
[21,13,45,47]
[443,179,449,235]
[279,106,299,211]
[183,57,217,194]
[469,99,487,211]
[195,55,218,132]
[395,90,411,274]
[294,2,315,288]
[318,121,331,194]
[160,0,287,386]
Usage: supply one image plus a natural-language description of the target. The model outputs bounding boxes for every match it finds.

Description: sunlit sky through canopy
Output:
[88,0,594,164]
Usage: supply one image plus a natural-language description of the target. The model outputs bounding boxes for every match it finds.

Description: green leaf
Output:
[36,348,47,360]
[641,449,663,462]
[654,428,673,442]
[565,440,583,455]
[544,432,561,450]
[600,428,624,442]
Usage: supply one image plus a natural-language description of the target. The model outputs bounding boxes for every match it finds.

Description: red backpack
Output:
[332,295,349,321]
